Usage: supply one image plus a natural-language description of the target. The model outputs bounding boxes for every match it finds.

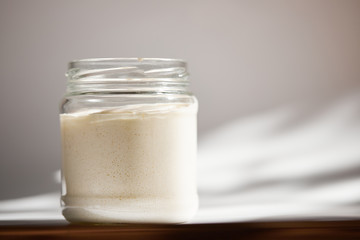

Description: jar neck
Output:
[65,58,190,95]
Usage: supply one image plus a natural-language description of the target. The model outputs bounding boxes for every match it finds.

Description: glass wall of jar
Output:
[59,58,198,223]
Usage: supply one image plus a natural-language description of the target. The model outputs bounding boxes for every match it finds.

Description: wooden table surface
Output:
[1,220,360,239]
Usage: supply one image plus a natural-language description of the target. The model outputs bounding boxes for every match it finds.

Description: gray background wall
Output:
[0,0,359,200]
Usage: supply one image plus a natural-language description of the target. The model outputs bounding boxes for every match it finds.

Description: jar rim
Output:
[69,58,186,69]
[66,58,190,95]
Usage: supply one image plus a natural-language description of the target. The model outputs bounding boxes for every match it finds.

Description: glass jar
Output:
[59,58,198,223]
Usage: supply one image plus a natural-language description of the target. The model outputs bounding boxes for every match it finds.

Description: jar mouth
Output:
[66,58,190,94]
[69,58,186,69]
[67,58,188,82]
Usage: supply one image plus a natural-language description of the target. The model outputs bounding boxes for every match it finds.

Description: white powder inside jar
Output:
[60,103,198,223]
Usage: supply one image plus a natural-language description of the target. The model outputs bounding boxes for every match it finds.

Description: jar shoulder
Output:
[60,94,197,114]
